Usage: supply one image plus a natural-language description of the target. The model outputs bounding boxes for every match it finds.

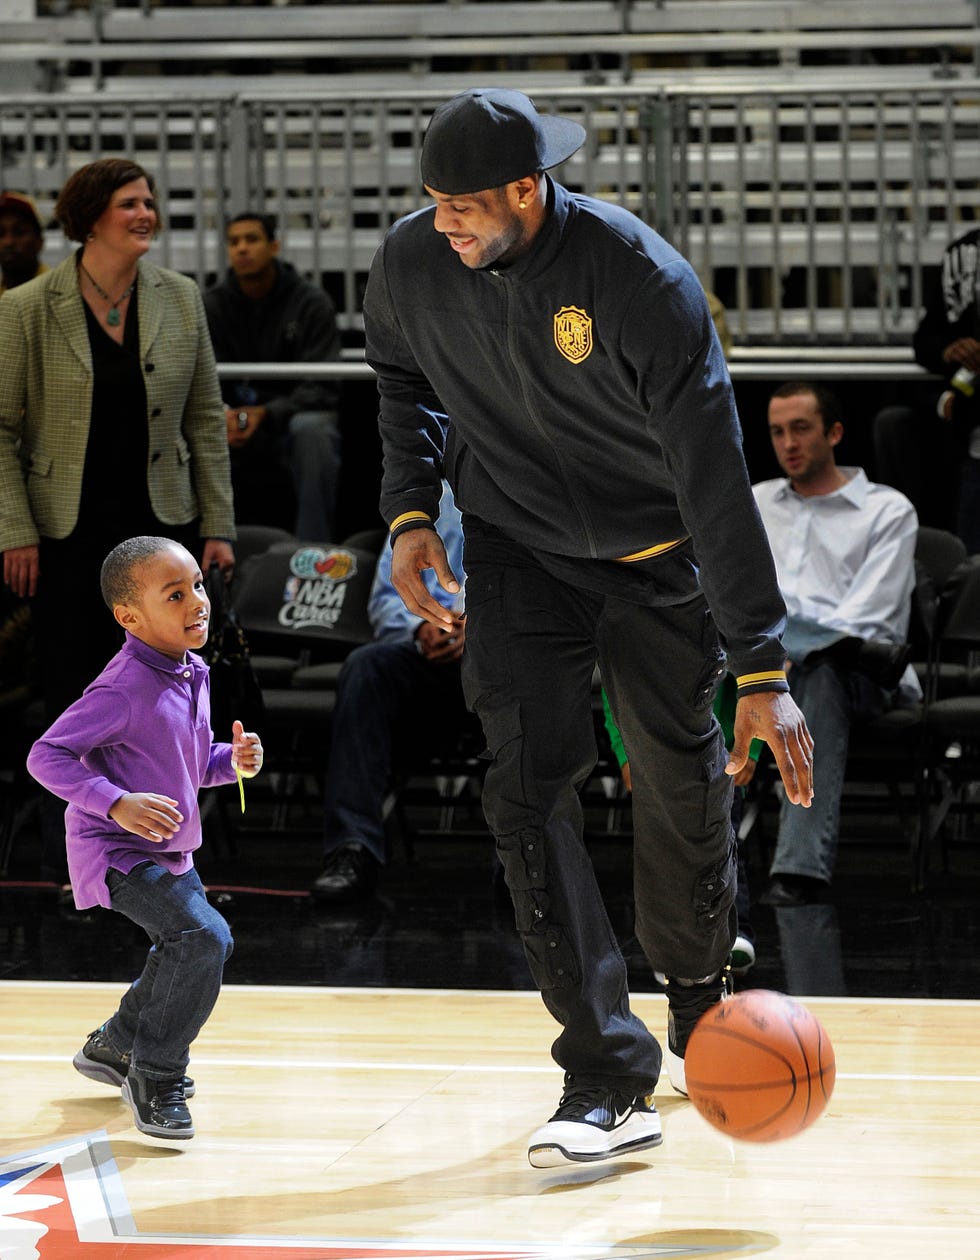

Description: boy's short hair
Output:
[100,535,178,610]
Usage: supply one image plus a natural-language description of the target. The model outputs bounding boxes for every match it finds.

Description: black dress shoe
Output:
[310,843,379,904]
[759,874,828,907]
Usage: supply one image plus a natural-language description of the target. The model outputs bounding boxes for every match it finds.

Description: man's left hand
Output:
[728,690,814,807]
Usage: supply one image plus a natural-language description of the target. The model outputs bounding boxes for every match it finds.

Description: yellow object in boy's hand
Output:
[230,719,263,816]
[230,718,264,778]
[235,765,246,814]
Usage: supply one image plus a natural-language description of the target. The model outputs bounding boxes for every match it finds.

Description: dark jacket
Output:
[912,226,980,376]
[203,260,341,433]
[912,227,980,443]
[363,177,788,691]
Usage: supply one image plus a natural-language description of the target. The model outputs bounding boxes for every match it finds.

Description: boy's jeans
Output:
[104,862,233,1080]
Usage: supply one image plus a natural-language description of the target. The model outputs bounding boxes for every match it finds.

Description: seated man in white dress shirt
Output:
[753,381,919,906]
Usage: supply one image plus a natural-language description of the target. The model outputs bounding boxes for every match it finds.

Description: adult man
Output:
[912,227,980,553]
[363,88,812,1168]
[874,225,980,553]
[204,213,342,540]
[755,381,919,907]
[311,482,468,904]
[0,191,47,294]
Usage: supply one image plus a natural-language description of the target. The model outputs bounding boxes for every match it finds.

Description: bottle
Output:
[951,366,976,398]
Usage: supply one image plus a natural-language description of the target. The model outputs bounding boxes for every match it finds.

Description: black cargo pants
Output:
[461,523,737,1097]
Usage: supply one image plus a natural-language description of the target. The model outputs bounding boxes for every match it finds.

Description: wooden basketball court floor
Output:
[3,981,979,1259]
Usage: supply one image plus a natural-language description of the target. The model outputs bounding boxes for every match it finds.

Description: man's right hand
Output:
[943,337,980,373]
[225,405,265,448]
[3,544,40,598]
[390,528,460,631]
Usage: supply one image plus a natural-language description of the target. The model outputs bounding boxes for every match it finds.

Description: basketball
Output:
[684,989,836,1143]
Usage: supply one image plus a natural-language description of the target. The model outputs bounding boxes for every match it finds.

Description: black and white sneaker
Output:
[664,965,733,1096]
[527,1075,663,1168]
[122,1070,195,1140]
[73,1025,195,1097]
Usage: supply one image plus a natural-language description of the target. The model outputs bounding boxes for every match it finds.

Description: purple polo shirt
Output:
[27,633,236,909]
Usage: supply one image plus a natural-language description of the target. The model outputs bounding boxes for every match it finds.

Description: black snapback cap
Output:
[420,88,586,196]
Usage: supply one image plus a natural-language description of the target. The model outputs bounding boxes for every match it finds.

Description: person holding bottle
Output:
[874,225,980,553]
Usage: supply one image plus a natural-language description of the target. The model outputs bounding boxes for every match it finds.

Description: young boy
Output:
[27,536,263,1140]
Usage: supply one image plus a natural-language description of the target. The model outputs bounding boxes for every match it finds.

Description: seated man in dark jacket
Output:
[204,213,342,540]
[874,224,980,553]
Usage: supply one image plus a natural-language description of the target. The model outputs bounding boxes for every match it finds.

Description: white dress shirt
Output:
[753,467,919,693]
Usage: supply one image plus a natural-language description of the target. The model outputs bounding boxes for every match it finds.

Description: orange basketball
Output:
[684,988,836,1142]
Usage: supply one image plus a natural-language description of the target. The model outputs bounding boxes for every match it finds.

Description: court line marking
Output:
[3,979,980,1009]
[2,1053,978,1084]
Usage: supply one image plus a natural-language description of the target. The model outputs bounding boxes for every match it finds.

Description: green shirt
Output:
[601,674,763,768]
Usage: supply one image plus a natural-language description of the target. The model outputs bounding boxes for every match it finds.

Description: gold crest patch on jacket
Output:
[553,305,593,364]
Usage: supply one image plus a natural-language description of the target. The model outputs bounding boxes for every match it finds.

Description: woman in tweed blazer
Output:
[0,158,236,885]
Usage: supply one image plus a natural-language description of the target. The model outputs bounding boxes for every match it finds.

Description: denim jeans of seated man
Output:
[103,862,234,1079]
[284,410,342,542]
[956,455,980,555]
[321,639,468,864]
[771,659,887,885]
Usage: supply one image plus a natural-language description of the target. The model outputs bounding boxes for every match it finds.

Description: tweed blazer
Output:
[0,252,235,553]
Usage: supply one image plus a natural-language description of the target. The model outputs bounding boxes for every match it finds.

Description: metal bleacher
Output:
[1,0,978,350]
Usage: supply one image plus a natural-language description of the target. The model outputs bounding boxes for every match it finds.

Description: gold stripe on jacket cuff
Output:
[737,670,788,688]
[389,511,432,533]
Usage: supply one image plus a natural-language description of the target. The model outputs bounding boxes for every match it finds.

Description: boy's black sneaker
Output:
[73,1025,195,1097]
[527,1075,663,1168]
[664,964,733,1096]
[122,1070,194,1140]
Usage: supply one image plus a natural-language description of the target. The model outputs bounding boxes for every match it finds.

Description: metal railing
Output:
[217,354,940,383]
[2,80,977,345]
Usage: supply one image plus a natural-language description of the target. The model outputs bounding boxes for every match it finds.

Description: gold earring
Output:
[518,200,527,210]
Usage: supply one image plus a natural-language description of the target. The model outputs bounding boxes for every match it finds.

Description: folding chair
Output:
[916,555,980,885]
[230,538,381,831]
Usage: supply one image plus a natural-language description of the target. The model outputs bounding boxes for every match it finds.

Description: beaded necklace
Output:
[80,261,136,327]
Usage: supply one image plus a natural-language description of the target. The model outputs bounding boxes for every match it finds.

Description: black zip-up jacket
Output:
[913,227,980,376]
[364,177,787,692]
[913,227,980,445]
[203,260,340,433]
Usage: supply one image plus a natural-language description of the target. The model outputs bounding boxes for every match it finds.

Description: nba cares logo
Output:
[289,547,358,582]
[553,306,593,364]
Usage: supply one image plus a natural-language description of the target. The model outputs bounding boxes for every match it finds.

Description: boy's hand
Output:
[109,793,183,842]
[231,718,264,778]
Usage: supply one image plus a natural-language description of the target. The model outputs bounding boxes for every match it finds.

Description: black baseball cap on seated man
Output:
[420,88,586,196]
